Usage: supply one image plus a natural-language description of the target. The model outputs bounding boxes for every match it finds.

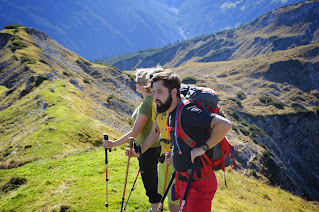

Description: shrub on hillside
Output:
[231,111,249,126]
[83,78,90,84]
[271,100,285,109]
[39,59,50,65]
[262,149,272,161]
[231,111,240,121]
[249,124,266,138]
[239,126,249,136]
[20,56,36,64]
[258,96,273,105]
[232,125,238,133]
[76,57,92,66]
[228,97,242,107]
[236,91,246,99]
[10,40,27,51]
[182,77,197,84]
[1,176,27,193]
[259,95,285,109]
[4,24,24,29]
[63,71,71,77]
[106,94,115,103]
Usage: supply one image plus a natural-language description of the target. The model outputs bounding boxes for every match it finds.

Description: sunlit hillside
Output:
[0,25,139,169]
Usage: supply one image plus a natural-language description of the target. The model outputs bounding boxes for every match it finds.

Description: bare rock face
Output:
[240,112,319,201]
[70,78,83,91]
[0,32,13,50]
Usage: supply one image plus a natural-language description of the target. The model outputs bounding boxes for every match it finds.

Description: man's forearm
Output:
[141,130,160,154]
[207,116,232,149]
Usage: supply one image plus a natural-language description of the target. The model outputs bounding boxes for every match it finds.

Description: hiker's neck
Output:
[167,95,181,113]
[142,92,152,98]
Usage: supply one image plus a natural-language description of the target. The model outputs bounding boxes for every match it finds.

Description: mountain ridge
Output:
[105,0,319,70]
[0,0,305,60]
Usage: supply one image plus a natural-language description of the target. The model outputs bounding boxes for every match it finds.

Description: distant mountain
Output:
[0,0,305,60]
[106,0,319,70]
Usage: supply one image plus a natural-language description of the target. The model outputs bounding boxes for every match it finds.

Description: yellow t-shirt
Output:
[152,100,172,155]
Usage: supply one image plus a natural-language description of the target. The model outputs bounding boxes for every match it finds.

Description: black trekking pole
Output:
[103,134,112,212]
[121,137,134,212]
[156,171,176,212]
[123,169,140,210]
[179,161,196,212]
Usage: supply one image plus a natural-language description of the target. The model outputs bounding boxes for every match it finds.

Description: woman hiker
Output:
[103,68,162,211]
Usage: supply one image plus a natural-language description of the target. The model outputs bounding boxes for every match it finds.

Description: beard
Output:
[155,93,172,114]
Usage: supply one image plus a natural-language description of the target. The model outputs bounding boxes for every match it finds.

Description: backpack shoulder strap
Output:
[175,100,198,148]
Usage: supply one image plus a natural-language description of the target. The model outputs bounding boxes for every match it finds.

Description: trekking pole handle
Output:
[128,137,134,149]
[103,134,112,151]
[103,134,112,165]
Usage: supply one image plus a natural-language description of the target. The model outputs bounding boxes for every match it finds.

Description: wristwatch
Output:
[201,144,209,151]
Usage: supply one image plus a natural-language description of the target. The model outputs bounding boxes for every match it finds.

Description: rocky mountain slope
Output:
[107,0,319,70]
[0,25,140,168]
[168,40,319,200]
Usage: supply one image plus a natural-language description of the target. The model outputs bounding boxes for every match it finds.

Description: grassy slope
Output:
[0,147,318,212]
[0,26,128,168]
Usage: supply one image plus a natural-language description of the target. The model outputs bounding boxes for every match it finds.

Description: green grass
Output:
[0,147,147,211]
[0,148,317,212]
[0,79,114,168]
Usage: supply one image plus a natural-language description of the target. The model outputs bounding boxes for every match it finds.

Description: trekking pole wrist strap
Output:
[134,141,142,157]
[136,147,142,158]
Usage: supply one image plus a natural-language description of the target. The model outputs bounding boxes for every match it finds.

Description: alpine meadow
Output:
[1,1,319,212]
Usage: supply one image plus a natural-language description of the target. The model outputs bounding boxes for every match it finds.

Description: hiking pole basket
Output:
[103,134,112,212]
[121,137,134,212]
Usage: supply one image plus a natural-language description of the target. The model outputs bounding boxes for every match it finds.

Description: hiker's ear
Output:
[171,88,177,96]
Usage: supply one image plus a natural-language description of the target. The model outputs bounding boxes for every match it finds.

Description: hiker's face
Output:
[153,80,172,113]
[135,81,144,93]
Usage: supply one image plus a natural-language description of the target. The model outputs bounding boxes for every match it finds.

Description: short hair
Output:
[135,65,164,93]
[151,71,181,96]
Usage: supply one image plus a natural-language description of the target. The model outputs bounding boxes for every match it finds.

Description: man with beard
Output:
[151,86,179,212]
[127,67,179,212]
[127,71,232,212]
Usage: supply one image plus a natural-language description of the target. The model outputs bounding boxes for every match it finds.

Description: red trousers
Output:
[177,172,217,212]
